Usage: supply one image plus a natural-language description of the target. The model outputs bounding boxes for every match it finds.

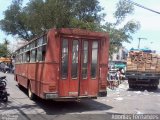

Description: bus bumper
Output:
[43,92,98,101]
[98,90,107,97]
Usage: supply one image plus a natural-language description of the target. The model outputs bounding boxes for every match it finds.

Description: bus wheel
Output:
[152,85,158,90]
[28,84,35,100]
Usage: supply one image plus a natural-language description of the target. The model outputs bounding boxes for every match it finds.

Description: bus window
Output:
[82,41,88,79]
[30,49,36,62]
[23,53,26,63]
[71,40,79,79]
[20,54,22,63]
[30,41,35,49]
[15,55,18,63]
[42,45,46,61]
[36,45,46,62]
[43,35,47,44]
[20,48,23,53]
[37,47,42,61]
[37,37,43,46]
[26,45,30,51]
[91,41,98,79]
[61,39,68,79]
[26,51,30,62]
[23,46,26,52]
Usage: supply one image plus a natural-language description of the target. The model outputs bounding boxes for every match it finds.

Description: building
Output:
[112,46,128,61]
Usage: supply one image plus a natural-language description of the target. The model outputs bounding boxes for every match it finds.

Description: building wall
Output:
[112,47,128,61]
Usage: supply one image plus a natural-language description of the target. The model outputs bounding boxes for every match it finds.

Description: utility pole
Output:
[138,37,147,49]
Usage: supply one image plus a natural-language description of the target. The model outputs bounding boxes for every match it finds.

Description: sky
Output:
[0,0,160,52]
[99,0,160,53]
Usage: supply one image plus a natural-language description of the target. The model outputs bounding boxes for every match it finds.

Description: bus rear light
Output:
[49,86,56,92]
[101,85,106,89]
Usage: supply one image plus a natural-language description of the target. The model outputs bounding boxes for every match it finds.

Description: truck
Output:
[109,60,126,70]
[125,49,160,89]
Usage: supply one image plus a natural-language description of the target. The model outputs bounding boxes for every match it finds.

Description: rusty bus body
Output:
[14,28,109,101]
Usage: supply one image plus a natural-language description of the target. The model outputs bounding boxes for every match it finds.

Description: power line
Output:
[125,0,160,15]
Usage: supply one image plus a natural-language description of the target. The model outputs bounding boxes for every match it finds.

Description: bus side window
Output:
[30,49,36,62]
[20,54,23,63]
[23,53,26,63]
[36,45,46,62]
[37,37,43,46]
[42,45,46,61]
[43,35,47,44]
[26,51,30,62]
[37,47,42,61]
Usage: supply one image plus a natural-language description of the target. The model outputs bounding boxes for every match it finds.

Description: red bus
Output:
[14,28,109,101]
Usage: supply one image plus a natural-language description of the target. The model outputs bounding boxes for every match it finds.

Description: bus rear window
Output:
[91,41,98,79]
[61,39,68,79]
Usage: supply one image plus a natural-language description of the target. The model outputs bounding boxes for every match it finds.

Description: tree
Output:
[0,39,10,57]
[0,0,31,40]
[0,0,140,56]
[0,0,105,41]
[102,0,140,58]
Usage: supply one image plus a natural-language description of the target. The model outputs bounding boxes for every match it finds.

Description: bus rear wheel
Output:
[28,84,35,100]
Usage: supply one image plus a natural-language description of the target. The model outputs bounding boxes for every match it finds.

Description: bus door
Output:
[79,40,99,97]
[59,38,99,97]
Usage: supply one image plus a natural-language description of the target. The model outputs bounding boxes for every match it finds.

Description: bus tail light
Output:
[49,86,56,92]
[101,84,106,89]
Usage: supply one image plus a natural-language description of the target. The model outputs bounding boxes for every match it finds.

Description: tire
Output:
[129,84,134,89]
[152,86,158,90]
[28,84,35,100]
[1,81,6,88]
[3,96,8,102]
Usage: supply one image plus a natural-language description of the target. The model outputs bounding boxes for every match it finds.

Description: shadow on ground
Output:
[127,86,160,93]
[2,85,113,115]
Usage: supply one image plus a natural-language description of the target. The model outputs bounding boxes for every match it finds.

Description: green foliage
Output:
[0,39,10,57]
[0,0,104,41]
[0,0,31,40]
[102,0,140,58]
[103,20,140,58]
[0,0,140,57]
[114,0,134,25]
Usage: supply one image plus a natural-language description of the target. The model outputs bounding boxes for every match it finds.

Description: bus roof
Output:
[15,28,109,52]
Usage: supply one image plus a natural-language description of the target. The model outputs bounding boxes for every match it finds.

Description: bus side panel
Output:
[46,29,60,63]
[39,30,60,98]
[15,64,28,88]
[88,79,99,96]
[100,37,109,65]
[27,63,38,95]
[99,36,109,94]
[34,63,45,97]
[40,63,59,98]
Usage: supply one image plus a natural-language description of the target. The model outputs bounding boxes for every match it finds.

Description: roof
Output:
[130,48,153,53]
